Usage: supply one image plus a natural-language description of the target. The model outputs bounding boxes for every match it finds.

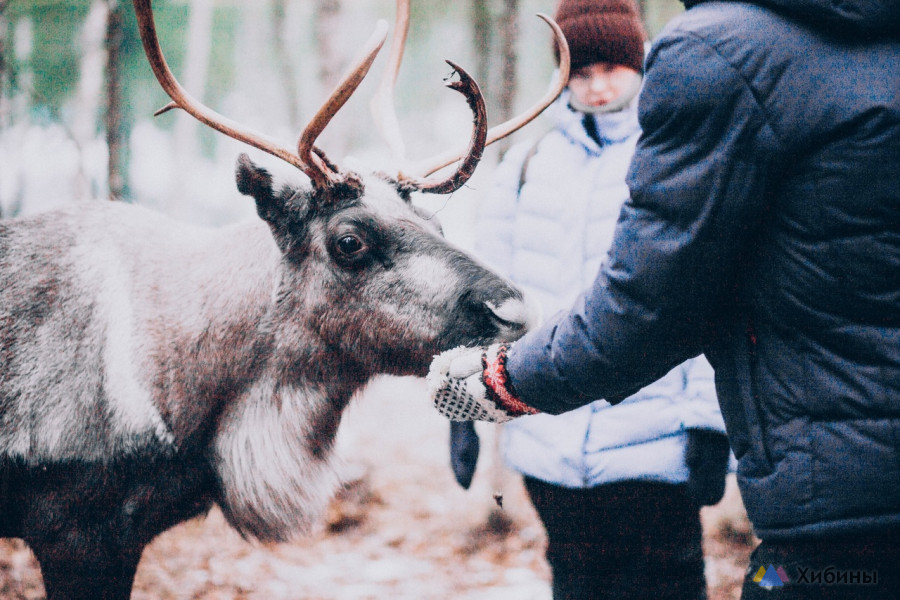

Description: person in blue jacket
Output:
[430,0,900,598]
[448,1,729,598]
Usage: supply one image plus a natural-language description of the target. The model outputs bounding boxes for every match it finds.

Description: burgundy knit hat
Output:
[553,0,648,73]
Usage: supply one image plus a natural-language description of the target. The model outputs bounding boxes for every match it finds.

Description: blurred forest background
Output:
[0,2,757,599]
[0,0,683,238]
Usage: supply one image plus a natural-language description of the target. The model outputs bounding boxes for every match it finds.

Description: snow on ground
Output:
[0,376,754,600]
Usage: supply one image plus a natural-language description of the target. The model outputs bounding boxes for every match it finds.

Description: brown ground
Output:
[0,377,756,600]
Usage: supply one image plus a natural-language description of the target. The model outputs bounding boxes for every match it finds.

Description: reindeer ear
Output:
[235,154,311,254]
[235,154,284,226]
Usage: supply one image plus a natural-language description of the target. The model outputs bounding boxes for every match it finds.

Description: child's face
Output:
[567,62,640,108]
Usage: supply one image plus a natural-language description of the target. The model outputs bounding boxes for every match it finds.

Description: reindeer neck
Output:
[145,218,284,443]
[212,374,344,541]
[154,219,371,446]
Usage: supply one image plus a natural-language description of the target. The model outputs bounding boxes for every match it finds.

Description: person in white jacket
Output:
[449,1,730,598]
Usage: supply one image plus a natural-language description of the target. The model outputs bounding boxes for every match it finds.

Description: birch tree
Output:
[174,0,214,164]
[53,0,106,202]
[0,0,8,126]
[472,0,491,97]
[105,0,127,200]
[271,0,300,130]
[496,0,519,155]
[313,0,347,157]
[470,0,520,156]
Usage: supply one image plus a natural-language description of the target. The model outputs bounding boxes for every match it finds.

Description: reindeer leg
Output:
[31,543,142,600]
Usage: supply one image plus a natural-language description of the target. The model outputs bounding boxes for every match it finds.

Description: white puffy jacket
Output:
[476,91,727,488]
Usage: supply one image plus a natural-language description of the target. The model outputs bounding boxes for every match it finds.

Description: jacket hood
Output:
[682,0,900,36]
[549,90,641,155]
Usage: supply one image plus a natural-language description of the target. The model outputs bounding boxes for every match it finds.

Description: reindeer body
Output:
[0,203,234,596]
[0,2,569,595]
[0,161,532,599]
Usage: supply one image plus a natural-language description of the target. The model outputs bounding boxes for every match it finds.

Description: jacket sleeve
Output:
[679,355,727,433]
[507,27,783,414]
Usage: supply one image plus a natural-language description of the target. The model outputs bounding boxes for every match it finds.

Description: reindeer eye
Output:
[336,234,365,256]
[328,223,378,269]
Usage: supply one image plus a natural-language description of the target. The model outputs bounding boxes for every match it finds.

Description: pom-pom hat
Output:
[553,0,648,73]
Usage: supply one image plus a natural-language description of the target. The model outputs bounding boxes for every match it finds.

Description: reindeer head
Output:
[126,0,571,543]
[232,153,534,380]
[133,0,569,380]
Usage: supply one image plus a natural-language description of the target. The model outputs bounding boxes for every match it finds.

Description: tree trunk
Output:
[471,0,492,99]
[313,0,346,156]
[271,0,300,130]
[0,0,8,127]
[314,0,341,90]
[174,0,213,161]
[496,0,519,156]
[0,0,7,217]
[104,0,127,201]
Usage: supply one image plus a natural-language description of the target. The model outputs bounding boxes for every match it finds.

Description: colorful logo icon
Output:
[753,564,790,588]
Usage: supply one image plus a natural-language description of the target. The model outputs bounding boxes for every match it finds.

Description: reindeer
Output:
[0,1,569,599]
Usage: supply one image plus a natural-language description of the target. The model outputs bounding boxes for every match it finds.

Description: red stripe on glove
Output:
[482,345,539,417]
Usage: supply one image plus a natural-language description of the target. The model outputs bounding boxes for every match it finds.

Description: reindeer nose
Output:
[484,294,541,341]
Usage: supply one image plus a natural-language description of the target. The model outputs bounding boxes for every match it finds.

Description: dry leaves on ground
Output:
[1,377,755,600]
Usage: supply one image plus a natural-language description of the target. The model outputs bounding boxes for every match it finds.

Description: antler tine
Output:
[134,0,388,190]
[413,13,570,178]
[298,20,389,184]
[369,0,410,162]
[399,62,488,194]
[368,0,488,194]
[367,4,566,195]
[132,0,318,181]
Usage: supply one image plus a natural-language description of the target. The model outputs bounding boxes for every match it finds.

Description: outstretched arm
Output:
[430,23,783,419]
[505,25,782,414]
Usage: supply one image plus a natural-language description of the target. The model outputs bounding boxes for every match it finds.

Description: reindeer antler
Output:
[133,0,387,190]
[370,0,489,194]
[416,14,570,178]
[404,62,488,195]
[370,0,411,162]
[371,1,570,192]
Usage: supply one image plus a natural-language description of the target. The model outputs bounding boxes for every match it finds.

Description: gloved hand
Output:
[427,343,539,423]
[449,421,480,489]
[684,428,731,507]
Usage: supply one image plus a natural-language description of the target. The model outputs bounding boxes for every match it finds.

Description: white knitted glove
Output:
[427,343,539,423]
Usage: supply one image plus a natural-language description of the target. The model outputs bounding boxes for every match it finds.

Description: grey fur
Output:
[0,157,533,597]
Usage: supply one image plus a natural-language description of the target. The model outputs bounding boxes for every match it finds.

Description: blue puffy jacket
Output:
[477,92,726,488]
[507,0,900,540]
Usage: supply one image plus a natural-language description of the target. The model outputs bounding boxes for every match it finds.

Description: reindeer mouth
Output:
[485,297,540,342]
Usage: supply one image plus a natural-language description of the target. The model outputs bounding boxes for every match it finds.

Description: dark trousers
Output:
[523,477,707,600]
[741,531,900,600]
